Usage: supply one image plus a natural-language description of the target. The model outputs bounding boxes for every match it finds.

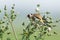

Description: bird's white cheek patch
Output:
[30,14,33,17]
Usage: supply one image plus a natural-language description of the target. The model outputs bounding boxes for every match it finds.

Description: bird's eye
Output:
[27,14,31,19]
[27,14,30,17]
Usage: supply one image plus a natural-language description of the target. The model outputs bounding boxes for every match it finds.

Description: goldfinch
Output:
[27,13,44,24]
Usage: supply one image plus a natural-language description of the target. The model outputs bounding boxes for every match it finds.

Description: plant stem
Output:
[1,37,3,40]
[9,20,18,40]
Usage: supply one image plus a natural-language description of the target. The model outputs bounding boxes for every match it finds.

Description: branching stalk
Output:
[9,20,18,40]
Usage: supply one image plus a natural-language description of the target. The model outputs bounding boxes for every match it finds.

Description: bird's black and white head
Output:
[27,14,35,20]
[27,14,33,18]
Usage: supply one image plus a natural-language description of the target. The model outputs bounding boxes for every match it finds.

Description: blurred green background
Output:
[0,0,60,40]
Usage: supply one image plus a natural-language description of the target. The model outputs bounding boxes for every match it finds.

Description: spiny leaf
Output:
[0,29,4,33]
[22,22,25,26]
[37,4,40,7]
[7,38,11,40]
[7,23,9,25]
[5,13,8,17]
[2,21,5,24]
[5,26,8,31]
[2,25,5,28]
[23,29,26,32]
[43,32,47,34]
[48,21,53,23]
[53,25,56,27]
[11,10,14,13]
[11,7,14,9]
[46,12,50,14]
[47,34,51,36]
[59,19,60,21]
[0,20,4,24]
[7,32,11,35]
[46,24,51,27]
[0,10,1,13]
[44,27,47,31]
[47,17,52,20]
[56,20,59,23]
[13,4,15,6]
[56,19,60,23]
[34,36,37,38]
[4,5,7,10]
[10,14,16,20]
[14,14,16,17]
[53,32,57,34]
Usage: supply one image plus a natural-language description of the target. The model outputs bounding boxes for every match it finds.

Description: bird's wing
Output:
[33,14,42,19]
[34,14,44,24]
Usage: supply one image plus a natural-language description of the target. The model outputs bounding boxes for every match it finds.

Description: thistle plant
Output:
[4,4,17,40]
[0,9,9,40]
[0,3,60,40]
[0,19,9,40]
[0,4,17,40]
[21,4,60,40]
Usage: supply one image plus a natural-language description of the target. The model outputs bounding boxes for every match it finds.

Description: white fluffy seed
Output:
[36,7,40,12]
[47,27,52,32]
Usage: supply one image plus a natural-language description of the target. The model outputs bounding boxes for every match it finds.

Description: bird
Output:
[27,13,44,24]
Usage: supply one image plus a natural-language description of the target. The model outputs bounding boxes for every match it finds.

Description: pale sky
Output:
[0,0,60,18]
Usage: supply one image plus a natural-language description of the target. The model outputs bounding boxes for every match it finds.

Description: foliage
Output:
[21,4,60,40]
[0,4,17,40]
[0,4,60,40]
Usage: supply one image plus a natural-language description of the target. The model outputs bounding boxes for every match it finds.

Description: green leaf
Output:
[56,20,59,23]
[22,22,25,26]
[44,27,47,31]
[43,32,47,34]
[10,14,16,20]
[53,32,57,34]
[11,10,14,14]
[7,23,9,25]
[48,21,53,23]
[0,20,5,24]
[34,36,37,38]
[5,26,8,31]
[4,5,7,10]
[7,38,11,40]
[47,34,51,36]
[11,15,13,19]
[0,29,4,33]
[5,13,8,17]
[46,12,50,14]
[37,4,40,7]
[7,32,11,35]
[14,14,16,17]
[2,21,5,24]
[13,4,15,6]
[11,7,14,9]
[47,17,52,20]
[0,10,1,13]
[53,25,56,27]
